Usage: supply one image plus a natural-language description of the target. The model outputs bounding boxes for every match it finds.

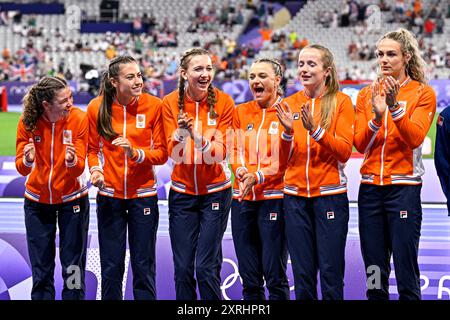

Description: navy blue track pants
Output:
[358,184,422,300]
[97,194,159,300]
[24,195,89,300]
[231,198,289,300]
[169,188,231,300]
[284,193,349,300]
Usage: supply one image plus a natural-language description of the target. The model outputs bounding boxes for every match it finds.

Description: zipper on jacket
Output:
[306,99,315,197]
[194,102,199,195]
[254,109,266,200]
[123,105,128,199]
[380,110,388,185]
[48,123,55,204]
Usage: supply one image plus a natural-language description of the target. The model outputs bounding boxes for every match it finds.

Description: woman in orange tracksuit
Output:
[16,76,89,300]
[231,58,292,300]
[87,55,168,300]
[162,48,234,300]
[354,28,436,300]
[281,45,354,300]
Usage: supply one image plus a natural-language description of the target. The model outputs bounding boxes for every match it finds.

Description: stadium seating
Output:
[258,0,450,80]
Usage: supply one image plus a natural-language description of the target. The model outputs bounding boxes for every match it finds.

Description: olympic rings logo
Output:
[220,258,295,300]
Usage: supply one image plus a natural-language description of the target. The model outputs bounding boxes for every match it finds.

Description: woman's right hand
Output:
[23,138,35,163]
[372,80,387,122]
[177,112,194,140]
[275,101,294,134]
[90,170,105,189]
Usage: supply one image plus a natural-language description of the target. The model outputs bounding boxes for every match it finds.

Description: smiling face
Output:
[249,62,280,108]
[297,48,330,91]
[110,62,143,104]
[42,86,73,122]
[376,38,410,79]
[181,54,213,100]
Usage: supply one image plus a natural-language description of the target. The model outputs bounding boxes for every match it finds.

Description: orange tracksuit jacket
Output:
[15,107,89,204]
[162,88,234,195]
[87,93,168,199]
[231,99,293,201]
[354,79,436,185]
[282,90,355,197]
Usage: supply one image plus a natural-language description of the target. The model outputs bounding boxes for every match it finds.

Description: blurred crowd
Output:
[0,0,449,87]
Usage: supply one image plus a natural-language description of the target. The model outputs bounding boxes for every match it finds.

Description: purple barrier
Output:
[2,79,449,111]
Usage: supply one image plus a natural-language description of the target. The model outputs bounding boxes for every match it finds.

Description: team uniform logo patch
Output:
[63,130,72,144]
[268,121,279,135]
[73,205,80,213]
[400,211,408,219]
[212,203,220,211]
[208,113,217,126]
[327,211,335,220]
[144,208,151,215]
[136,114,146,128]
[270,213,277,221]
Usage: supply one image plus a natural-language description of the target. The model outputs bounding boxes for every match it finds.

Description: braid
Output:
[178,77,185,116]
[252,57,285,96]
[207,84,218,119]
[178,47,218,118]
[253,57,283,78]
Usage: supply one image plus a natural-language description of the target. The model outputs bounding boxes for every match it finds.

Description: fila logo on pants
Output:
[327,211,335,220]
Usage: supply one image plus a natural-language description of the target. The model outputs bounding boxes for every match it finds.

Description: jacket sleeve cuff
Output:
[23,157,34,168]
[194,137,211,153]
[174,130,187,143]
[368,119,382,132]
[236,166,248,178]
[254,170,265,184]
[310,125,325,142]
[389,103,406,121]
[131,148,145,163]
[90,166,103,174]
[281,130,294,141]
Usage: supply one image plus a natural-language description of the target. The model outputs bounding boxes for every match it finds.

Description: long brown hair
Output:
[377,28,427,84]
[178,48,218,119]
[302,44,340,130]
[97,55,137,141]
[22,76,68,132]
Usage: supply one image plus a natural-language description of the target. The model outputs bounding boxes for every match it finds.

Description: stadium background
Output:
[0,0,450,300]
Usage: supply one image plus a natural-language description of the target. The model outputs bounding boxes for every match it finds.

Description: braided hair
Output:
[252,57,284,96]
[178,48,218,119]
[22,76,68,132]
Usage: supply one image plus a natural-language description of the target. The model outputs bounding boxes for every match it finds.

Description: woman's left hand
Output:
[65,143,76,163]
[384,76,400,108]
[275,101,294,134]
[238,173,257,201]
[112,136,135,159]
[300,101,316,132]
